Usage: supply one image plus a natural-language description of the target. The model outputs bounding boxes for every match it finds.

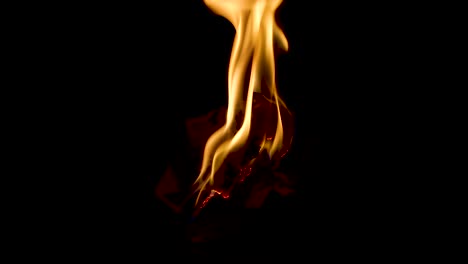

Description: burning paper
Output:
[194,0,292,208]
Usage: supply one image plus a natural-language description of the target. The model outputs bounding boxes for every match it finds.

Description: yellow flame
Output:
[194,0,290,205]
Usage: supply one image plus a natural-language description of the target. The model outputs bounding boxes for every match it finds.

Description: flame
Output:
[194,0,291,207]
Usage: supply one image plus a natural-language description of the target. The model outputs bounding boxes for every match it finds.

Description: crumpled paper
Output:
[155,93,295,212]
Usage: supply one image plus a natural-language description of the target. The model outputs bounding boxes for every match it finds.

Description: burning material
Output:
[193,0,293,210]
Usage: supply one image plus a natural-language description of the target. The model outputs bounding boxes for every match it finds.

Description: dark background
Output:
[51,0,425,259]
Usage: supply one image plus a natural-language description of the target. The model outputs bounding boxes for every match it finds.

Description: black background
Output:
[45,0,427,259]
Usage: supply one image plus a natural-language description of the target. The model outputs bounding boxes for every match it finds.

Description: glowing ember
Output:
[194,0,292,209]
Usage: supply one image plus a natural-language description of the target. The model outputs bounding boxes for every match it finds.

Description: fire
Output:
[194,0,291,207]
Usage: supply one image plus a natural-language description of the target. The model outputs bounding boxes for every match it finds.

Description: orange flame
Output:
[194,0,291,206]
